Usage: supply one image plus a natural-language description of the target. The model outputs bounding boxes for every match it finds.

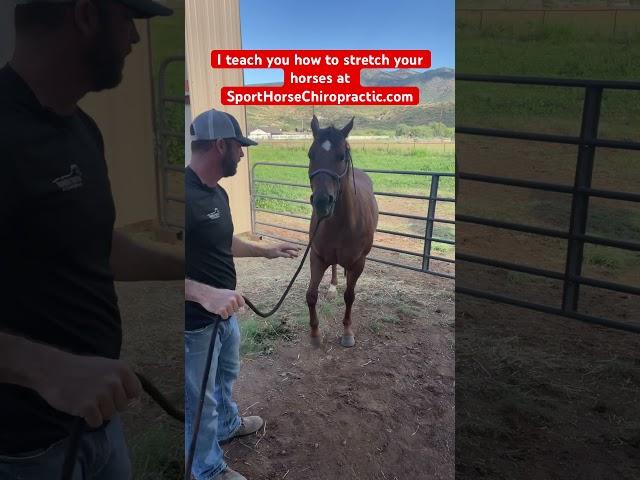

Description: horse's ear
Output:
[341,117,354,138]
[311,115,319,138]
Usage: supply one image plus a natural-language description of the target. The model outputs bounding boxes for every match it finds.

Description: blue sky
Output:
[239,0,454,85]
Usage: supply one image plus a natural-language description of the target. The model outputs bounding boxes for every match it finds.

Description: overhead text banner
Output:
[210,50,431,106]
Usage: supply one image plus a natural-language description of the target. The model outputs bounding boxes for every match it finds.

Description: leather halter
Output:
[308,146,354,209]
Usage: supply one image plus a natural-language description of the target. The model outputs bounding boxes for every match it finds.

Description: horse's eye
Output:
[339,154,345,161]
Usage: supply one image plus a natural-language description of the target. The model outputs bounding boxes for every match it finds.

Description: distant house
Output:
[249,127,283,140]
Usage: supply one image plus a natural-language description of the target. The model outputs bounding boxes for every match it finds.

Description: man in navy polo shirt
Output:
[185,108,300,480]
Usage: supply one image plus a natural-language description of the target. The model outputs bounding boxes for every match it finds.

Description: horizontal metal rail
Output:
[253,162,456,177]
[457,253,640,297]
[256,219,451,244]
[457,286,640,334]
[165,194,185,203]
[457,126,640,151]
[456,73,640,90]
[254,208,311,221]
[368,256,455,279]
[163,164,185,173]
[255,230,455,279]
[255,221,454,259]
[254,179,454,202]
[254,194,309,205]
[458,214,640,252]
[161,96,184,104]
[456,73,640,333]
[459,172,640,203]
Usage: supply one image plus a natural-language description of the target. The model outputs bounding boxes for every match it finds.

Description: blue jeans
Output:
[0,416,130,479]
[185,315,242,480]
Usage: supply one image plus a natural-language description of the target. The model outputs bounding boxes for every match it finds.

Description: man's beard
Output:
[87,22,126,91]
[221,149,238,177]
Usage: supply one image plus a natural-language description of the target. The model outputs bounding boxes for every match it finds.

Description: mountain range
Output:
[245,67,455,132]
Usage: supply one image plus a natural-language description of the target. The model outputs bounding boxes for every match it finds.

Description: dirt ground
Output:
[455,135,640,479]
[456,295,640,480]
[114,229,454,480]
[226,258,455,480]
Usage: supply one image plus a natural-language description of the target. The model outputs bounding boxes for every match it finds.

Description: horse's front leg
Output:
[307,250,329,347]
[341,257,365,347]
[327,264,338,299]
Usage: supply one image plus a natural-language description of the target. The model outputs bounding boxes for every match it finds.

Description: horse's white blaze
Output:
[321,140,332,151]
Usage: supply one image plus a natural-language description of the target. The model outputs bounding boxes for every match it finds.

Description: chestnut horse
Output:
[306,116,379,347]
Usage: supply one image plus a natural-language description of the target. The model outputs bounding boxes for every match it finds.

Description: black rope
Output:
[242,217,323,318]
[185,318,221,479]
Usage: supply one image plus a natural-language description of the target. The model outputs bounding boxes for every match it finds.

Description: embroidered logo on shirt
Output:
[52,164,83,191]
[207,208,221,220]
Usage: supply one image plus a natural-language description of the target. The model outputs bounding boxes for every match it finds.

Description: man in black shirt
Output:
[0,1,182,478]
[185,109,299,480]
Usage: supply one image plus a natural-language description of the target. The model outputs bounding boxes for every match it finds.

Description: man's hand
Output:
[185,279,245,319]
[35,353,142,428]
[197,288,245,319]
[263,243,301,259]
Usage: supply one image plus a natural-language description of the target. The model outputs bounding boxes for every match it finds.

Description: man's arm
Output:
[110,230,184,281]
[231,235,300,259]
[0,332,142,428]
[185,279,245,319]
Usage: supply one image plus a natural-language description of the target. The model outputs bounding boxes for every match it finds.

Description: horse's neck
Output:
[333,172,357,226]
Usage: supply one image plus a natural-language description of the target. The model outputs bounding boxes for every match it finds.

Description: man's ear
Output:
[74,0,101,38]
[215,138,226,155]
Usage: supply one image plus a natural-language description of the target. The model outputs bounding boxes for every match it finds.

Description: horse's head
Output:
[307,115,354,218]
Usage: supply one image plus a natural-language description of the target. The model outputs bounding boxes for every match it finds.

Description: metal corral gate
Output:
[456,74,640,334]
[156,56,186,230]
[250,163,455,279]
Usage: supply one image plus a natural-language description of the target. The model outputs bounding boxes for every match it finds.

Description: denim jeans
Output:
[0,416,130,480]
[185,315,242,480]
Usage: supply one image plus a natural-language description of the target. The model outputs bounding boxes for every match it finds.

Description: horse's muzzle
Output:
[311,193,335,218]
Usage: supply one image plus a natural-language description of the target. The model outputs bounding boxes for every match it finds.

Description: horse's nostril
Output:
[328,195,334,204]
[310,194,314,204]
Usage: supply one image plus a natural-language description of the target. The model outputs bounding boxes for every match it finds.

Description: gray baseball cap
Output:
[15,0,173,18]
[190,109,258,147]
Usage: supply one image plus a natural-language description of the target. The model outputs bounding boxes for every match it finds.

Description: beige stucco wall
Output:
[81,20,158,228]
[185,0,252,234]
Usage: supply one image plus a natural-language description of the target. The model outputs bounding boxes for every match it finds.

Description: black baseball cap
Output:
[15,0,173,19]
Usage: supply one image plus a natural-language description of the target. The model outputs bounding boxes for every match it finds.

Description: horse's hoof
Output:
[310,336,322,348]
[341,335,355,348]
[327,284,337,299]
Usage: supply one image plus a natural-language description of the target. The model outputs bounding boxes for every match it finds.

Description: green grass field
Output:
[250,143,455,216]
[457,23,640,138]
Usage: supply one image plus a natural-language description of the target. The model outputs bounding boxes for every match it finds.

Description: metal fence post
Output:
[561,86,603,312]
[422,175,439,272]
[250,164,256,235]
